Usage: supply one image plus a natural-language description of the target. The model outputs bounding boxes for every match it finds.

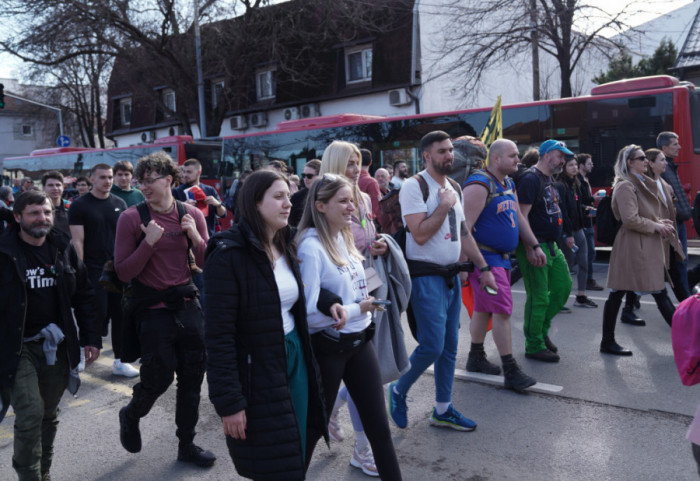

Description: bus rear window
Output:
[690,90,700,154]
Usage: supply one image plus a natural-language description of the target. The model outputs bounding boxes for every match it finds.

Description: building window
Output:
[345,45,372,84]
[256,68,276,101]
[119,98,132,126]
[212,79,225,108]
[22,124,33,136]
[162,89,176,117]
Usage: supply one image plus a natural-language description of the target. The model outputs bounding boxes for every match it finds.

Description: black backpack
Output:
[595,195,621,246]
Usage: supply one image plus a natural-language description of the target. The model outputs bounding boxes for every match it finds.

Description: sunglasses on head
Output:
[315,173,339,199]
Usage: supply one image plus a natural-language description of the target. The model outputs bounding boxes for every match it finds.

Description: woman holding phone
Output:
[297,174,402,480]
[204,170,326,480]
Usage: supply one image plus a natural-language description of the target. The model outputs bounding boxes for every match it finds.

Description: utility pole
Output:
[194,0,207,138]
[530,0,540,101]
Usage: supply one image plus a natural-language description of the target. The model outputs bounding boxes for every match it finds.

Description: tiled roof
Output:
[674,4,700,69]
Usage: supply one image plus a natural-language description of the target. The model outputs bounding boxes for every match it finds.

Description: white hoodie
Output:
[297,228,371,334]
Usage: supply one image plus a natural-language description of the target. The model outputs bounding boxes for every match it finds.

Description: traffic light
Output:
[0,83,4,109]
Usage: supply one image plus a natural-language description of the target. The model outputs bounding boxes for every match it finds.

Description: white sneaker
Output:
[350,442,379,477]
[78,350,86,372]
[113,359,140,378]
[328,412,345,442]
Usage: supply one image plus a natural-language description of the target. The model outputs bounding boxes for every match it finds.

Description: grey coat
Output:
[368,234,411,384]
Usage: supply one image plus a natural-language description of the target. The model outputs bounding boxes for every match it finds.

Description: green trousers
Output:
[515,241,572,353]
[0,342,69,481]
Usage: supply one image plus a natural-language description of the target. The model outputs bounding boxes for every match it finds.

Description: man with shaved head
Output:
[460,139,543,391]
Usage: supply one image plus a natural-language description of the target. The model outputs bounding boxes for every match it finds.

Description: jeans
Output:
[1,342,68,481]
[516,242,572,353]
[124,300,206,445]
[669,222,690,302]
[395,274,461,404]
[559,229,588,292]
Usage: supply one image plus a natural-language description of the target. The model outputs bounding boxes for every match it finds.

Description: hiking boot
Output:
[41,472,51,481]
[119,406,141,453]
[177,443,216,467]
[544,336,558,353]
[620,307,645,326]
[429,405,476,432]
[586,279,605,291]
[559,306,572,314]
[350,442,379,477]
[466,350,501,375]
[503,361,537,392]
[525,349,560,363]
[387,382,408,429]
[574,296,598,308]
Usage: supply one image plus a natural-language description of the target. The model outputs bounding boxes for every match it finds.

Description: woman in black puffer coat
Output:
[204,170,327,481]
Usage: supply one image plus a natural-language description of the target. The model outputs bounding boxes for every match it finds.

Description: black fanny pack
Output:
[312,322,375,355]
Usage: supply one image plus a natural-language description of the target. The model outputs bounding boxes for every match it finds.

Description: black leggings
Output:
[305,340,402,481]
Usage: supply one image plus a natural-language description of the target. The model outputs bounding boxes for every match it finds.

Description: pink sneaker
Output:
[350,442,379,477]
[328,412,345,442]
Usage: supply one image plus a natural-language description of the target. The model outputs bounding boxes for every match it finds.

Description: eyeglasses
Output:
[315,173,338,199]
[301,173,316,180]
[140,176,166,186]
[630,155,647,162]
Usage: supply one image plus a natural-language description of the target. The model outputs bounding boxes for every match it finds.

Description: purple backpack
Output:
[672,294,700,386]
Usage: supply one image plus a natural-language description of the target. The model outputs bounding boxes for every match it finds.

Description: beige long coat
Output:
[606,174,681,292]
[653,176,684,268]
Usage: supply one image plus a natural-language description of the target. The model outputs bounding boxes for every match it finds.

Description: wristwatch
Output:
[531,244,542,251]
[479,265,491,273]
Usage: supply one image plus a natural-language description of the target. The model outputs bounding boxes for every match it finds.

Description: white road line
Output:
[510,289,657,304]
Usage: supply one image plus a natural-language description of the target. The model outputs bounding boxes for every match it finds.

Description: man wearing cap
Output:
[514,139,573,362]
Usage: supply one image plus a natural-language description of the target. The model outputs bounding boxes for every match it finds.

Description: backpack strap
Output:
[136,200,194,262]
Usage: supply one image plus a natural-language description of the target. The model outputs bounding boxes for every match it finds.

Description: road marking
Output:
[426,366,564,394]
[510,289,658,305]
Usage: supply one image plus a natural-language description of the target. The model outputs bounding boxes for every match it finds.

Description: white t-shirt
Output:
[274,255,299,335]
[297,228,371,334]
[656,178,668,206]
[399,170,465,265]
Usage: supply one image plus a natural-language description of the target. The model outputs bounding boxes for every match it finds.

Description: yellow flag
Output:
[480,96,502,165]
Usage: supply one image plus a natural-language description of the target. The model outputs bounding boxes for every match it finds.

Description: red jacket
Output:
[358,170,382,220]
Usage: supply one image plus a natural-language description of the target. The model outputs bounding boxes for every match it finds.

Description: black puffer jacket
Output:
[556,176,585,237]
[203,220,327,481]
[0,226,100,389]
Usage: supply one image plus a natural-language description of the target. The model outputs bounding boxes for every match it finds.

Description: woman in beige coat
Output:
[600,145,678,356]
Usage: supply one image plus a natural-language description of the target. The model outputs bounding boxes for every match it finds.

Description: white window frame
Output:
[345,45,373,84]
[119,98,132,126]
[256,68,276,101]
[212,79,225,108]
[162,89,176,117]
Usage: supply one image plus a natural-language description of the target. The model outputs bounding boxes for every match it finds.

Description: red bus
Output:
[220,75,699,237]
[2,135,233,228]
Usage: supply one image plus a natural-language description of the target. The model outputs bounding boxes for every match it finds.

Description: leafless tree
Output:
[433,0,644,100]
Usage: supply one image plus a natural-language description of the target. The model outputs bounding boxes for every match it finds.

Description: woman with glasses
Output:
[203,170,327,480]
[600,145,678,356]
[318,141,389,476]
[289,159,321,227]
[297,174,402,480]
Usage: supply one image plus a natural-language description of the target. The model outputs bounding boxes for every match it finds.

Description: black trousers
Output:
[125,300,206,445]
[88,266,125,358]
[305,339,402,481]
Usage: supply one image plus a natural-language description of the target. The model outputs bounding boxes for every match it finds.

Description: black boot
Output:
[119,406,142,453]
[652,289,676,327]
[601,295,632,356]
[620,307,645,326]
[178,443,216,467]
[503,360,537,392]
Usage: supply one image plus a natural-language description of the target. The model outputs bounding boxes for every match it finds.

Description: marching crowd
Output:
[0,129,699,481]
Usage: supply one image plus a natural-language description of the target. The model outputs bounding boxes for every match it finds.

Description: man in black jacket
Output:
[0,190,101,481]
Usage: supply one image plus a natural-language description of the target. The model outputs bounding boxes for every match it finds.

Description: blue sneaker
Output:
[429,405,476,432]
[387,382,408,428]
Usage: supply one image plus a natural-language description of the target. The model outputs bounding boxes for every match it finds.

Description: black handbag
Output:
[98,259,124,293]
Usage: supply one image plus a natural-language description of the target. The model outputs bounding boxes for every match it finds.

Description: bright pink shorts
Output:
[468,267,513,315]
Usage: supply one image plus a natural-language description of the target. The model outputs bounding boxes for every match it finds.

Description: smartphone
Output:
[484,285,498,296]
[372,300,392,307]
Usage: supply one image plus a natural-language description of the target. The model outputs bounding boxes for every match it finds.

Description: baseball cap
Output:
[539,139,574,157]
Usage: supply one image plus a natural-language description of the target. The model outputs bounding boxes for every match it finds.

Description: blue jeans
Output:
[395,275,461,403]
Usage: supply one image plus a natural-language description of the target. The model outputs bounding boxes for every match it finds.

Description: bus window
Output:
[184,142,222,179]
[690,90,700,155]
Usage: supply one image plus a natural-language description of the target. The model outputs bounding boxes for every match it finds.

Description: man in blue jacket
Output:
[0,190,101,481]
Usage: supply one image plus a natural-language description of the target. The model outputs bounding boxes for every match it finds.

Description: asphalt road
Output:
[1,254,699,481]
